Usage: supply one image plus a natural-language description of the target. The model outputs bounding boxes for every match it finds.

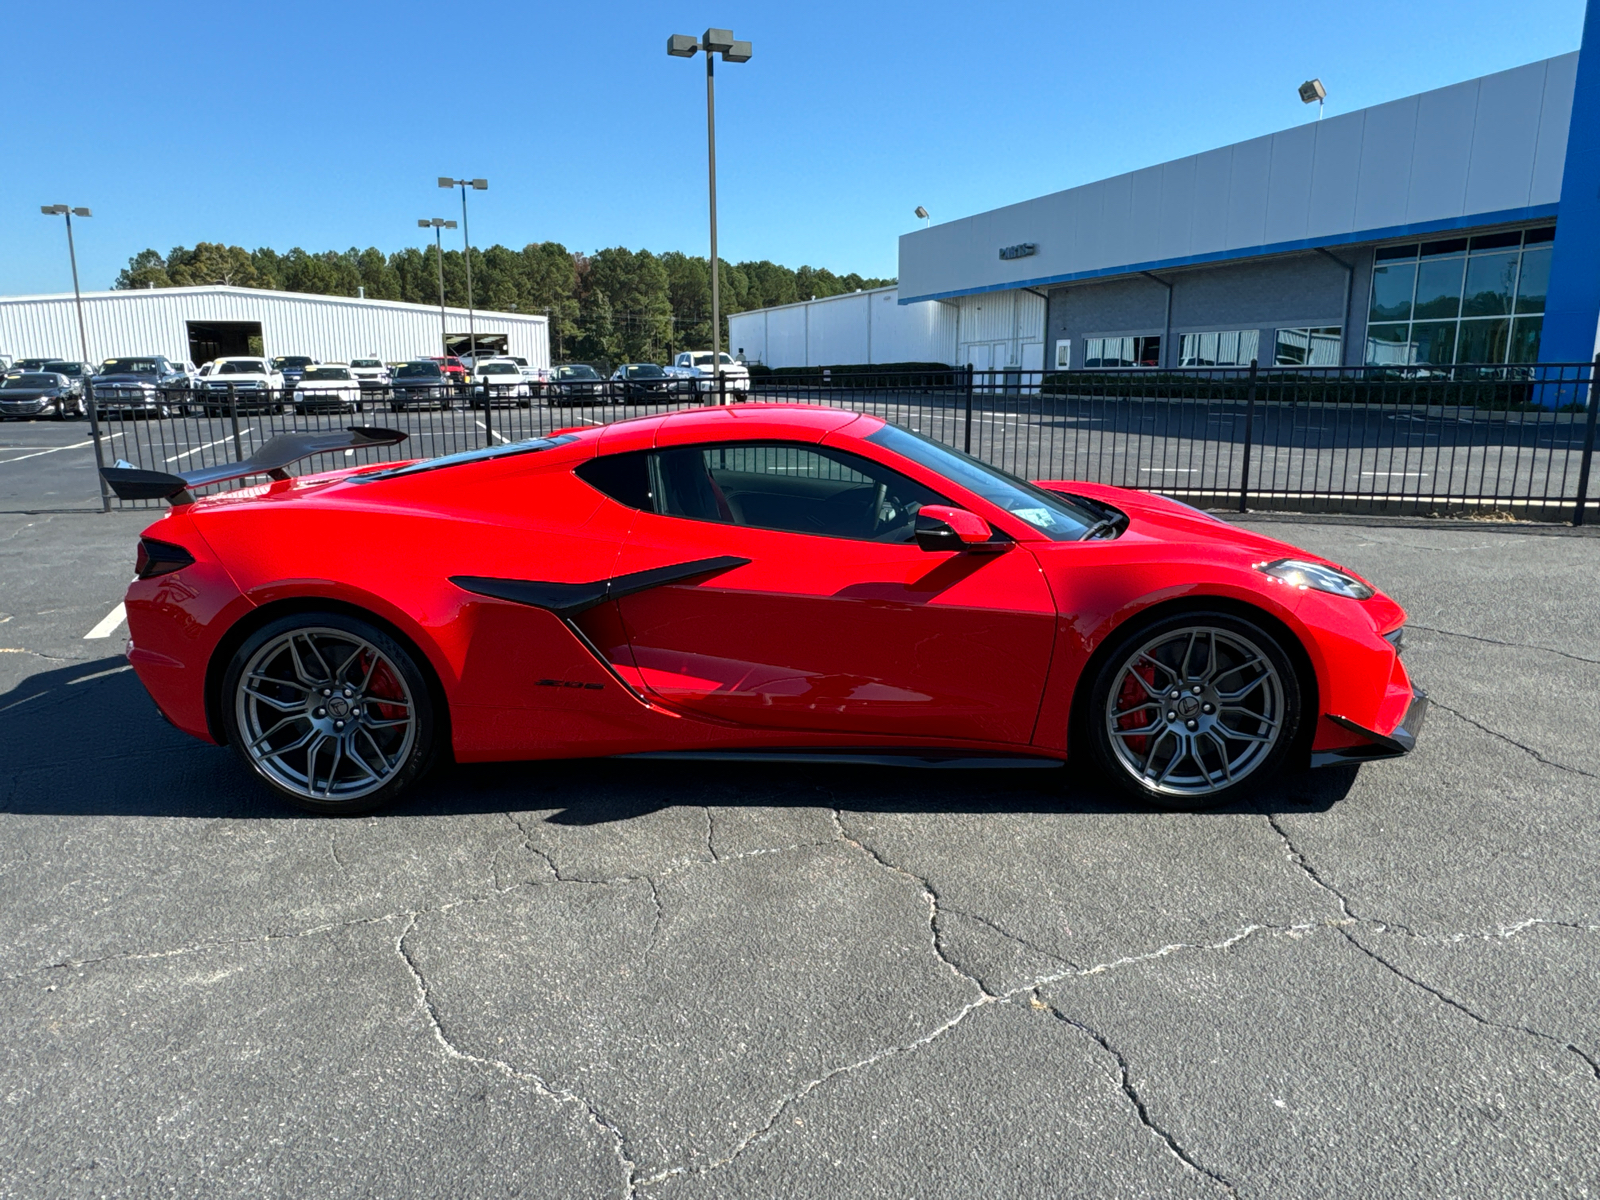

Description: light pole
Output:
[438,178,486,369]
[41,203,109,511]
[668,28,751,398]
[417,218,457,362]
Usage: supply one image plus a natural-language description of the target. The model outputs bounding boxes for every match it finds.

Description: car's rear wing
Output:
[100,426,409,504]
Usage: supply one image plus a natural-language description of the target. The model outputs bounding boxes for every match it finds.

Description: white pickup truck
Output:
[670,350,751,395]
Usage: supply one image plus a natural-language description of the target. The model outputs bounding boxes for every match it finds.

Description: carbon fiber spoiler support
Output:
[99,426,409,503]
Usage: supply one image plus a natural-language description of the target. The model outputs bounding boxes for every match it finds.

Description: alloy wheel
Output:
[235,626,417,801]
[1104,625,1284,798]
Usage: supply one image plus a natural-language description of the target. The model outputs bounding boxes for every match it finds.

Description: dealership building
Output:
[0,285,550,369]
[737,17,1600,373]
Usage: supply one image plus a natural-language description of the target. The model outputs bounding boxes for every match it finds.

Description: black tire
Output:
[221,611,440,815]
[1080,609,1303,811]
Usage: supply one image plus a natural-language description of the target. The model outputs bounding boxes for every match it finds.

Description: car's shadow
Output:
[0,659,1356,822]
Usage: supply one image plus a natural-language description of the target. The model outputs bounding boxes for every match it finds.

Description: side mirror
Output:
[915,505,1005,553]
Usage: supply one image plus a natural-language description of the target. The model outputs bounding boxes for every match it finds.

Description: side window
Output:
[575,450,652,509]
[699,441,949,541]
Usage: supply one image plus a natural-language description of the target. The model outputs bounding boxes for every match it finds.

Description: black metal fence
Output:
[84,361,1600,525]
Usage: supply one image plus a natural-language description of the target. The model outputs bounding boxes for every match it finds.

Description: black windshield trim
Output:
[353,434,580,482]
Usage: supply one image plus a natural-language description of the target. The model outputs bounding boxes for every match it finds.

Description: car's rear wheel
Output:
[1083,611,1301,811]
[223,613,438,814]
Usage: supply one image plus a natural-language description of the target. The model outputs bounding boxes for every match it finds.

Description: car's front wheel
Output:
[1083,610,1302,811]
[222,612,439,814]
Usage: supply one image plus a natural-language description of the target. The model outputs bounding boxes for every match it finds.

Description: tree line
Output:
[114,243,894,364]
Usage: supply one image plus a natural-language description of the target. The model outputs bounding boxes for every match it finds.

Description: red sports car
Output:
[103,405,1426,815]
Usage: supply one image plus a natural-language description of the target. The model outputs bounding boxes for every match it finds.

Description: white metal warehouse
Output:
[0,285,550,368]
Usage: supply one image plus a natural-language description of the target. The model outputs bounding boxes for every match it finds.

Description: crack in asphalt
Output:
[939,904,1081,972]
[830,808,993,998]
[1407,622,1600,668]
[1035,992,1238,1195]
[1339,927,1600,1083]
[703,807,720,862]
[1430,701,1599,779]
[395,913,640,1199]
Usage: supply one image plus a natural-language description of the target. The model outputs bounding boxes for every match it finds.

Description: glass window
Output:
[1409,321,1457,366]
[1420,237,1468,259]
[1369,262,1416,322]
[1515,247,1550,314]
[1455,319,1510,364]
[1365,323,1414,365]
[1412,257,1465,320]
[1509,316,1543,364]
[1469,230,1522,252]
[1462,251,1518,317]
[218,360,267,374]
[576,450,653,509]
[1084,335,1160,368]
[302,367,352,380]
[649,442,949,543]
[1364,225,1554,364]
[1274,327,1342,367]
[1179,329,1260,367]
[866,423,1101,541]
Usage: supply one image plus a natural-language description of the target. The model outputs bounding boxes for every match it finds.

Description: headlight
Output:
[1254,558,1374,600]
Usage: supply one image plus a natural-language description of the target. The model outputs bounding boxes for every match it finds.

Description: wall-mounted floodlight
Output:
[1299,78,1326,120]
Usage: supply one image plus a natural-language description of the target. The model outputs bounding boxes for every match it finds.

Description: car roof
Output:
[592,403,868,454]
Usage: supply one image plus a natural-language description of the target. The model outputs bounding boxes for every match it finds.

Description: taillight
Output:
[136,537,195,579]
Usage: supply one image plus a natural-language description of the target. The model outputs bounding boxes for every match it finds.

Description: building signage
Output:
[998,243,1037,260]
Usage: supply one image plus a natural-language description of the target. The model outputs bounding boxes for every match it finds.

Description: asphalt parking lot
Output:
[2,431,1599,1197]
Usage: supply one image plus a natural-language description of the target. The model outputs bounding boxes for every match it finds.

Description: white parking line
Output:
[67,664,133,685]
[474,421,510,444]
[0,440,99,466]
[166,429,253,464]
[84,602,126,640]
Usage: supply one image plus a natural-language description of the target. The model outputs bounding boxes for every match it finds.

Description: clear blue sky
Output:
[3,0,1588,296]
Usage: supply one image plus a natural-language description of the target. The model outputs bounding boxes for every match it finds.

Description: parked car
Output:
[547,364,605,405]
[390,360,452,409]
[349,357,392,396]
[0,372,82,419]
[426,356,469,387]
[41,360,94,405]
[509,357,550,394]
[200,357,287,415]
[93,356,191,418]
[470,358,531,407]
[9,357,52,376]
[293,365,365,413]
[271,355,319,394]
[672,350,751,395]
[611,362,688,401]
[98,406,1425,814]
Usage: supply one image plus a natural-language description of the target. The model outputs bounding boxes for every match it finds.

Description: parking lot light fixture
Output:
[438,177,486,379]
[419,218,457,362]
[668,27,752,401]
[41,202,109,511]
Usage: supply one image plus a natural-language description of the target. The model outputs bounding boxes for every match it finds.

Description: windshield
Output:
[625,365,665,378]
[689,353,735,366]
[218,360,266,375]
[3,374,58,388]
[100,358,160,375]
[396,363,442,379]
[357,434,578,481]
[555,365,599,380]
[866,423,1101,541]
[272,357,314,369]
[43,362,84,375]
[480,362,518,375]
[351,359,383,368]
[303,367,352,381]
